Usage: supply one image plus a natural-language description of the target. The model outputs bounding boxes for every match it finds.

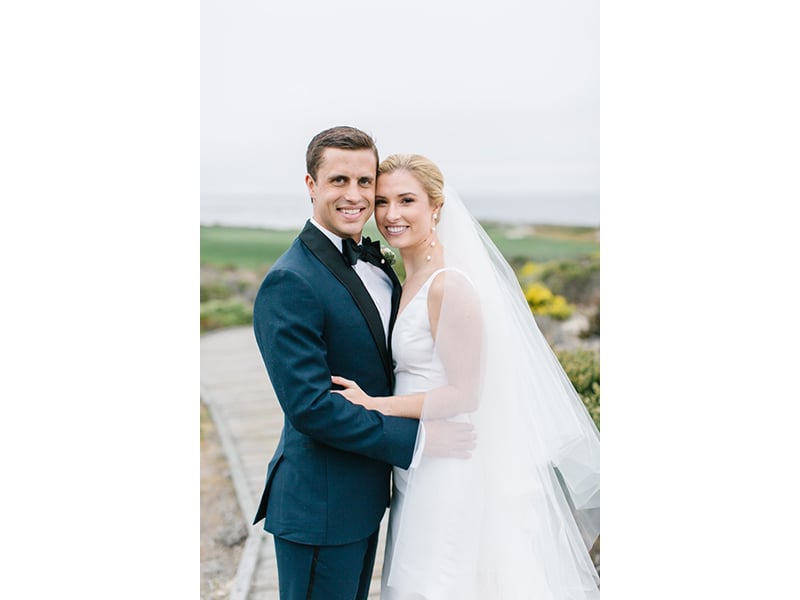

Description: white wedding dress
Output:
[380,185,599,599]
[382,269,483,600]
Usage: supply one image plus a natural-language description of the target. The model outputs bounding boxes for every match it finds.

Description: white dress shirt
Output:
[309,218,393,342]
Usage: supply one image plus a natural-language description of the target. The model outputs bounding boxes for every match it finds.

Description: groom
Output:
[252,126,420,600]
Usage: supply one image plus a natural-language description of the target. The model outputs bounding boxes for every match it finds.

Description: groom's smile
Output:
[339,207,365,216]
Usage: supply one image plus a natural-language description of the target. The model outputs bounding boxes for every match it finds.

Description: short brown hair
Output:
[306,126,379,181]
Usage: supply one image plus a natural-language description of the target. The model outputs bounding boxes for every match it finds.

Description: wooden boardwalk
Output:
[200,326,388,599]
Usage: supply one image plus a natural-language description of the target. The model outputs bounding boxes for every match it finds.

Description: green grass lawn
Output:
[200,227,299,270]
[201,222,599,270]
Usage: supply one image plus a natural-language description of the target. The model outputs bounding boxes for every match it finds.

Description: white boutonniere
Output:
[381,246,396,266]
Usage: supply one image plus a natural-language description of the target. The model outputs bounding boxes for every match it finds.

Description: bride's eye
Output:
[401,197,414,204]
[375,198,387,206]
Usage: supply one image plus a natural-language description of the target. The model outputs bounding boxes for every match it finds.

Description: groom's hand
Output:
[423,420,476,459]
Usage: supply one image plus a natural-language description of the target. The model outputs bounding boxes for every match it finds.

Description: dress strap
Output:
[420,268,450,290]
[420,267,475,293]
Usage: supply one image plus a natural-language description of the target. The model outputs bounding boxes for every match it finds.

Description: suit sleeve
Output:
[253,268,418,469]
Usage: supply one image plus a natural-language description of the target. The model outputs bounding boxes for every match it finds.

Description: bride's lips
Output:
[383,225,408,236]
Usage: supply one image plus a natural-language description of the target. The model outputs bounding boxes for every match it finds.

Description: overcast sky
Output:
[201,0,598,199]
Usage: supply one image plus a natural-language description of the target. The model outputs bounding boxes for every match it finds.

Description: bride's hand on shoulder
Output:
[331,376,376,410]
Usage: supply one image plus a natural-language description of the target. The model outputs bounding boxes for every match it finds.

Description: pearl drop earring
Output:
[427,213,439,261]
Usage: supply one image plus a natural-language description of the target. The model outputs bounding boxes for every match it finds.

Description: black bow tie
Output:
[342,236,384,268]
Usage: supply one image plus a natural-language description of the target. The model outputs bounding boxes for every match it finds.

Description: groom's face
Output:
[306,148,377,241]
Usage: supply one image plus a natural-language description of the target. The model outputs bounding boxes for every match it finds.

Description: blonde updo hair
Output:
[378,154,445,211]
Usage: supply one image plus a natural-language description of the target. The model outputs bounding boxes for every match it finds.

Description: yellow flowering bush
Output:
[519,261,542,278]
[524,281,551,305]
[544,295,574,320]
[524,282,574,320]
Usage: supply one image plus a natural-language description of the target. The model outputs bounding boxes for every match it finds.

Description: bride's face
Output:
[374,169,437,250]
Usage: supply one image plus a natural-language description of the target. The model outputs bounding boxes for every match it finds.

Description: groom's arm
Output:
[254,268,418,469]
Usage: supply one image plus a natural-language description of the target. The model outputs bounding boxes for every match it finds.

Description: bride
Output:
[333,154,600,598]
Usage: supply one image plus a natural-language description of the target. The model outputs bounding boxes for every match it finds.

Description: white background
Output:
[2,1,799,598]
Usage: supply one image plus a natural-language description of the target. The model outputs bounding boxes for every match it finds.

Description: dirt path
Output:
[200,401,247,599]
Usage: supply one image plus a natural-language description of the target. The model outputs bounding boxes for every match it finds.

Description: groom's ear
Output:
[305,174,316,203]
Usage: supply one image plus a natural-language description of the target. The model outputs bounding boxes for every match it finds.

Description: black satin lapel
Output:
[386,270,402,390]
[383,262,402,291]
[299,222,394,382]
[386,266,402,336]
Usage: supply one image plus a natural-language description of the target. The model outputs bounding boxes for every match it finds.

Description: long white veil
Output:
[384,185,600,599]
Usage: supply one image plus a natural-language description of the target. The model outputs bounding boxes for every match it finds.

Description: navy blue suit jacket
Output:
[252,221,419,546]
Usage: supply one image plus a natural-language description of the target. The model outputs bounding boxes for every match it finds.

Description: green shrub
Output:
[200,299,253,332]
[200,283,235,302]
[555,348,600,429]
[526,254,599,307]
[581,301,600,338]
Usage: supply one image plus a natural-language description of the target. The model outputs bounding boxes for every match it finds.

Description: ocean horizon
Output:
[200,193,599,230]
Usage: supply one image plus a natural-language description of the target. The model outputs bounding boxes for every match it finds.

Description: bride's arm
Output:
[331,376,425,419]
[332,271,483,420]
[420,271,483,418]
